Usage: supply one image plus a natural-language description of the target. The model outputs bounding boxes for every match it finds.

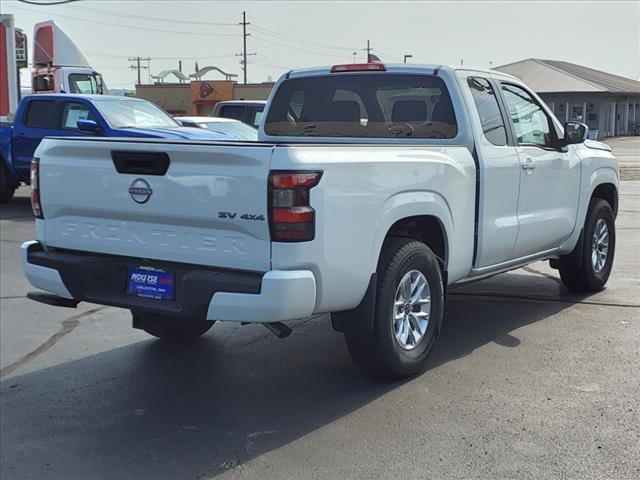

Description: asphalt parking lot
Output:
[1,151,639,480]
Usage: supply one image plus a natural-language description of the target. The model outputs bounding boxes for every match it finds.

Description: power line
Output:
[259,54,293,69]
[251,34,342,59]
[10,4,239,37]
[64,4,237,26]
[88,52,235,61]
[251,24,358,52]
[17,0,82,5]
[373,48,402,61]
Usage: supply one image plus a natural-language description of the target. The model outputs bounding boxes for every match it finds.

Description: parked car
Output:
[175,116,258,141]
[23,63,618,380]
[212,100,266,127]
[0,94,233,203]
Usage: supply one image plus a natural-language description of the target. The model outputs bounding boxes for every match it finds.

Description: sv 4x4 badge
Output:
[218,212,265,221]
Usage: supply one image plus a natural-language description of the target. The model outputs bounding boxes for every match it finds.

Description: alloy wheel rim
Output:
[591,218,609,273]
[393,270,431,350]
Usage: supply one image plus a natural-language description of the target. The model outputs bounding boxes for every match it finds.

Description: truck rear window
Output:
[264,74,457,139]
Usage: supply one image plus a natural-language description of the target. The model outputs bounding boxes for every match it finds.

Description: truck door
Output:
[462,75,521,268]
[12,99,57,177]
[499,82,581,257]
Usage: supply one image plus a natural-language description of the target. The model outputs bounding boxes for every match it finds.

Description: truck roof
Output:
[286,63,520,82]
[21,94,145,102]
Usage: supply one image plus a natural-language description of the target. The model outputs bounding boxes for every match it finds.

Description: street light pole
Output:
[403,54,413,64]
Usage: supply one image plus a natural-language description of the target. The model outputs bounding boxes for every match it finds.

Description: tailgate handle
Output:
[111,151,170,176]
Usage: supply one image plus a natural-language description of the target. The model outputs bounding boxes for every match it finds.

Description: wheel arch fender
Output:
[558,166,618,259]
[577,167,618,234]
[588,168,618,216]
[371,190,453,271]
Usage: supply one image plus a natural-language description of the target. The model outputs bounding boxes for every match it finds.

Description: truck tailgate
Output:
[36,138,274,272]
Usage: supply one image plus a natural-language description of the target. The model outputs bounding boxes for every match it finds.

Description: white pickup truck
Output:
[22,63,618,379]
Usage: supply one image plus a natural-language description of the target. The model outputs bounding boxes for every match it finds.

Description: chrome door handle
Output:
[522,158,536,170]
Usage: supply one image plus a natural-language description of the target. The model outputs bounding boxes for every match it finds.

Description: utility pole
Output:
[128,56,150,85]
[238,11,256,84]
[403,54,413,64]
[365,40,371,62]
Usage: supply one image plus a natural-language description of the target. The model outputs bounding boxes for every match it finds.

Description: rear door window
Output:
[265,74,457,139]
[24,100,56,129]
[467,77,507,146]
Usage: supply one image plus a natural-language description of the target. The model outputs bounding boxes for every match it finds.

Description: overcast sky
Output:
[3,0,639,89]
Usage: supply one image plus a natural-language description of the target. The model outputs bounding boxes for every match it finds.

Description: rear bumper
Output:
[21,241,317,323]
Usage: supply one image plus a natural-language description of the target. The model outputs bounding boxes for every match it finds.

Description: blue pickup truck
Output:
[0,94,233,203]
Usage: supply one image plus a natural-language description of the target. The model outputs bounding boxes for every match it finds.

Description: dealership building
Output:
[496,58,640,139]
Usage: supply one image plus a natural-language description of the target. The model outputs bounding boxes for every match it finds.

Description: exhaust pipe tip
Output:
[262,322,292,339]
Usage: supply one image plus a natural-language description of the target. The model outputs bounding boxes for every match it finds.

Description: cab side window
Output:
[501,83,554,148]
[24,100,56,129]
[467,77,507,146]
[61,102,96,130]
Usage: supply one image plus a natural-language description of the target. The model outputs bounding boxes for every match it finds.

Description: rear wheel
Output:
[345,238,444,380]
[0,163,18,204]
[132,311,214,340]
[558,198,615,292]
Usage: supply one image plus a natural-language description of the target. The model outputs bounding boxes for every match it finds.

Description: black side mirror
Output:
[563,121,588,145]
[77,119,100,133]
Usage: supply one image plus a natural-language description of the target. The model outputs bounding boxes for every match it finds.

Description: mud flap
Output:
[331,274,377,334]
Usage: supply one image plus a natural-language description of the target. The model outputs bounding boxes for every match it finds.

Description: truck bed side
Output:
[270,143,476,314]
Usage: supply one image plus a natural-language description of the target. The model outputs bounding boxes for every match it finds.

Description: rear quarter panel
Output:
[270,144,476,313]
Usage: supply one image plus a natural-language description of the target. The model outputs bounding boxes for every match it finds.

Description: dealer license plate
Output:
[127,266,175,300]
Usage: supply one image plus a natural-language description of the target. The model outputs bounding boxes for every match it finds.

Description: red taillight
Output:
[30,158,43,219]
[330,62,386,73]
[269,171,322,242]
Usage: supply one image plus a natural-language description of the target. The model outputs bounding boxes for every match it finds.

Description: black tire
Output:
[132,311,214,340]
[345,238,444,380]
[0,162,18,204]
[559,198,615,292]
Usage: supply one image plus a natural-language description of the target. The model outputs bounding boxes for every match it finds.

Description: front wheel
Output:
[132,311,214,340]
[345,238,444,380]
[558,198,616,292]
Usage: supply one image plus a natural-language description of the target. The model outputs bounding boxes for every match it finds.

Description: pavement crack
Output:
[0,307,104,378]
[449,292,640,308]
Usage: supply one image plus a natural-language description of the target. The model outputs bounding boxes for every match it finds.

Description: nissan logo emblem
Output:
[128,178,153,204]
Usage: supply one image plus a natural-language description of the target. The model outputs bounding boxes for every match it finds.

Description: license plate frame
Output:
[126,266,175,301]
